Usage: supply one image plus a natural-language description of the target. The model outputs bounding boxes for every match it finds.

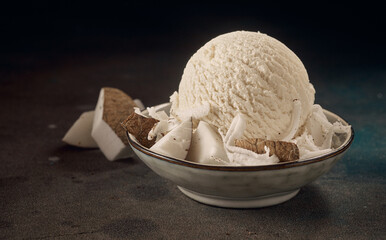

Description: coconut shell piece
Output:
[234,138,299,162]
[102,87,138,145]
[121,112,159,148]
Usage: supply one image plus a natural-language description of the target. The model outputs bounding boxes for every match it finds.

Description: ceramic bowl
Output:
[127,106,354,208]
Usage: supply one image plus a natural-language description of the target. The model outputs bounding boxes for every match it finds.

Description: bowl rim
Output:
[127,109,354,172]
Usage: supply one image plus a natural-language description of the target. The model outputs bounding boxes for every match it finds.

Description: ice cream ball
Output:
[170,31,315,140]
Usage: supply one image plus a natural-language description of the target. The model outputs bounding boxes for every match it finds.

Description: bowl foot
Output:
[178,186,300,208]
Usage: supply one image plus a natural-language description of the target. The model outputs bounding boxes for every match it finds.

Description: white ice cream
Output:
[170,31,315,140]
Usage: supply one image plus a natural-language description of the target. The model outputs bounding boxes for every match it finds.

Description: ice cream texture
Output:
[170,31,315,141]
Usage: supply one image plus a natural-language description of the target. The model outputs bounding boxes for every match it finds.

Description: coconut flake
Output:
[133,99,145,111]
[147,107,169,121]
[149,119,192,159]
[148,118,180,142]
[292,104,351,160]
[221,114,279,166]
[281,99,302,141]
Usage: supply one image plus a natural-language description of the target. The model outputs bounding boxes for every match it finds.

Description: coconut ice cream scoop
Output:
[170,31,315,140]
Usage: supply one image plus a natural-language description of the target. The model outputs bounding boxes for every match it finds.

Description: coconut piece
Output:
[186,121,229,165]
[141,102,171,117]
[235,138,299,162]
[91,87,137,161]
[133,99,145,111]
[280,99,302,141]
[62,111,98,148]
[221,114,279,166]
[149,119,192,159]
[121,112,159,148]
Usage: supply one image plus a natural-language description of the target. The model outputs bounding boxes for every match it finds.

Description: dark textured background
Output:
[1,2,385,239]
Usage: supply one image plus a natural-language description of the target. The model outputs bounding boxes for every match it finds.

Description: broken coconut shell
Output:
[121,112,159,148]
[234,138,299,162]
[101,87,138,145]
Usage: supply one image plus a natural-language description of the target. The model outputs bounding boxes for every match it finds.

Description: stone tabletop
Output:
[1,3,385,239]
